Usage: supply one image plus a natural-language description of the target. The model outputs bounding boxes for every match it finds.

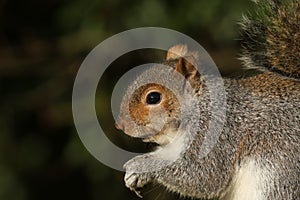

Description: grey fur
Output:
[123,73,300,199]
[121,0,300,199]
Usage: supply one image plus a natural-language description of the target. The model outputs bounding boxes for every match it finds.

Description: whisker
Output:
[153,191,162,200]
[142,184,161,195]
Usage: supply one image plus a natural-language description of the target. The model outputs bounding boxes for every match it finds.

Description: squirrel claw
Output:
[132,189,143,198]
[125,171,147,198]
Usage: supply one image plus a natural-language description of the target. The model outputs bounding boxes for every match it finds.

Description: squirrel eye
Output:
[146,92,162,105]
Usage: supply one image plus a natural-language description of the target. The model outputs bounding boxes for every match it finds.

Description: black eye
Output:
[146,92,162,105]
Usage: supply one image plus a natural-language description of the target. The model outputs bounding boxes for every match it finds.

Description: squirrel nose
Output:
[115,120,125,131]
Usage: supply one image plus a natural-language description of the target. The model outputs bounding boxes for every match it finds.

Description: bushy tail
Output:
[240,0,300,79]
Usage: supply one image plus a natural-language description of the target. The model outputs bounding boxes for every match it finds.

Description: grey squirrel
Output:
[115,0,300,199]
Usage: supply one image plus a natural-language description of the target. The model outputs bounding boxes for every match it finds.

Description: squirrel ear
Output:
[175,57,200,88]
[166,44,199,61]
[166,45,188,60]
[166,45,200,88]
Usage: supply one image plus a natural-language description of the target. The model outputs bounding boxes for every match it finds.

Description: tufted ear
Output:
[167,45,200,88]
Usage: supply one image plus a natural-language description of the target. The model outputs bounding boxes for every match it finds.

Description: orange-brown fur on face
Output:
[126,83,181,144]
[117,45,201,145]
[129,83,179,123]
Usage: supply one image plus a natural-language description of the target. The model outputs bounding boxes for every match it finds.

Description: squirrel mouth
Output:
[131,126,168,144]
[139,133,157,140]
[137,126,161,139]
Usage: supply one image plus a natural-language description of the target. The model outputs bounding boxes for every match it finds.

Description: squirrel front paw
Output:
[123,155,154,198]
[124,171,151,198]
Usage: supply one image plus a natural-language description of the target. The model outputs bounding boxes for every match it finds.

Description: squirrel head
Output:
[115,45,201,145]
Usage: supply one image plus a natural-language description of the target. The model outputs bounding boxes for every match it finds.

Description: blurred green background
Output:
[0,0,255,199]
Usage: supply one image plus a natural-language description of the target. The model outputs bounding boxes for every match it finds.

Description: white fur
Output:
[153,131,186,162]
[223,159,273,200]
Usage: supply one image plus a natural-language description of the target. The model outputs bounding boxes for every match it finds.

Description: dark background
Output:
[0,0,255,199]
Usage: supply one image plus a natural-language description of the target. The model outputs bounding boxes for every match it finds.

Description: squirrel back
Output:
[240,0,300,79]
